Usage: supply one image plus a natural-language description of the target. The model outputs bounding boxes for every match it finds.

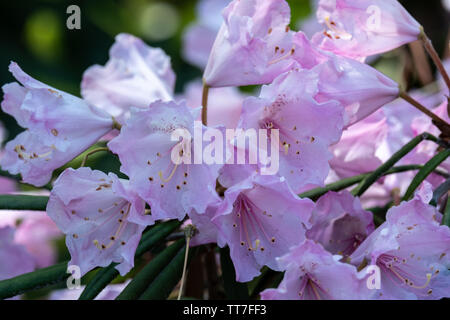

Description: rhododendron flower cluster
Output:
[0,0,449,301]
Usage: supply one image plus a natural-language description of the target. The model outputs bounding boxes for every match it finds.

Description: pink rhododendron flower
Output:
[0,208,61,268]
[260,240,368,300]
[0,122,16,193]
[330,110,388,178]
[238,69,345,192]
[312,0,422,61]
[0,177,16,194]
[82,33,175,122]
[108,100,221,221]
[14,213,61,268]
[0,62,114,186]
[290,32,329,70]
[189,204,222,247]
[182,0,230,68]
[296,0,322,39]
[180,80,244,128]
[203,0,297,87]
[46,167,149,276]
[306,190,375,256]
[350,193,450,300]
[288,33,399,125]
[312,55,399,126]
[213,175,314,282]
[0,226,35,280]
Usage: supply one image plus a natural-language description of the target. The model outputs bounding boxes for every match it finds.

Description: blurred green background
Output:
[0,0,448,146]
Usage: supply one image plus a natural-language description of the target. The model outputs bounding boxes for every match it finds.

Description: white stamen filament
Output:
[268,46,296,66]
[14,144,55,161]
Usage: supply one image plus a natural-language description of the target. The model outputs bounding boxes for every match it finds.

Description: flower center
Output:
[14,144,55,161]
[378,254,433,291]
[323,16,352,40]
[93,202,131,250]
[233,194,275,252]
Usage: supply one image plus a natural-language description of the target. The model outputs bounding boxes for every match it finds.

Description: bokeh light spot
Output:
[24,9,63,62]
[138,2,180,41]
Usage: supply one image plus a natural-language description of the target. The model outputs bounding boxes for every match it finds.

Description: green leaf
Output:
[138,245,197,300]
[402,149,450,201]
[78,264,119,300]
[116,239,185,300]
[79,220,182,300]
[443,197,450,227]
[351,133,440,197]
[219,247,250,300]
[0,195,48,211]
[430,178,450,207]
[0,262,68,299]
[298,164,440,201]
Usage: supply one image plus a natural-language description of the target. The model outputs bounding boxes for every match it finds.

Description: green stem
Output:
[402,149,450,201]
[351,133,439,197]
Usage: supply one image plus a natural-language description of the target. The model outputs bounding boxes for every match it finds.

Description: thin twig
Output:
[201,82,209,126]
[177,225,196,300]
[399,91,450,131]
[80,147,109,167]
[420,28,450,92]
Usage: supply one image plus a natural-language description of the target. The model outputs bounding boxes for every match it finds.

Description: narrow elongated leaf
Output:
[402,149,450,201]
[299,164,437,201]
[116,239,185,300]
[78,263,118,300]
[352,133,439,197]
[138,246,197,300]
[443,196,450,227]
[0,262,68,299]
[430,178,450,206]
